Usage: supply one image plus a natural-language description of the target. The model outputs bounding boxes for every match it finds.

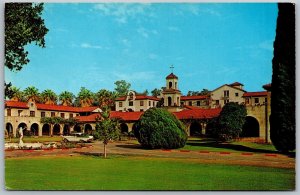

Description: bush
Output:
[217,102,247,142]
[134,108,187,149]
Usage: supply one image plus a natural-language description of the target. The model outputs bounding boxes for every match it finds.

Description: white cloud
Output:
[93,3,152,24]
[121,38,131,47]
[137,27,158,38]
[137,28,149,38]
[80,43,103,49]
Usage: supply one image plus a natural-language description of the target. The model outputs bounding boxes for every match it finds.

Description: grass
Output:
[5,155,295,190]
[181,138,277,153]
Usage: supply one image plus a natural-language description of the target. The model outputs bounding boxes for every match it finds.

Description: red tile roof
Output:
[229,82,244,86]
[5,101,28,109]
[174,108,221,120]
[242,91,268,97]
[166,73,178,79]
[181,95,209,100]
[110,111,143,121]
[5,100,99,113]
[76,113,101,122]
[115,95,160,101]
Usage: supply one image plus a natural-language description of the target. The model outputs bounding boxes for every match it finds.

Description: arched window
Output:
[169,82,172,89]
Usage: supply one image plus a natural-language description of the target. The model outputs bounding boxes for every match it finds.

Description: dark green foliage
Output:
[134,108,187,149]
[95,109,120,143]
[5,3,48,71]
[270,3,295,152]
[205,118,219,138]
[114,80,131,97]
[215,102,247,142]
[151,88,161,97]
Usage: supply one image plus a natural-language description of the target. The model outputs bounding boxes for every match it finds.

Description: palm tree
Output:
[23,86,40,102]
[95,89,115,109]
[77,87,94,107]
[41,89,57,105]
[10,86,24,101]
[58,91,75,106]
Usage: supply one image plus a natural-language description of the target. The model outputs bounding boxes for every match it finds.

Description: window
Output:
[30,111,35,117]
[70,113,73,118]
[216,100,219,105]
[235,93,239,97]
[7,109,11,116]
[41,112,45,117]
[140,109,144,111]
[119,102,123,107]
[153,101,155,107]
[76,114,80,116]
[224,90,229,97]
[149,101,151,106]
[189,101,192,106]
[265,98,267,103]
[175,82,177,89]
[169,82,172,89]
[51,112,55,117]
[129,92,134,100]
[140,101,144,106]
[18,110,22,116]
[129,101,133,106]
[255,98,259,104]
[197,101,201,106]
[224,99,229,104]
[245,98,250,104]
[60,113,65,118]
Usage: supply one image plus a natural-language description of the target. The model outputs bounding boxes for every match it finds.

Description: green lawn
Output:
[5,155,295,190]
[181,138,277,153]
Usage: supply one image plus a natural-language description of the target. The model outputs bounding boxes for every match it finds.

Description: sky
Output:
[5,3,278,96]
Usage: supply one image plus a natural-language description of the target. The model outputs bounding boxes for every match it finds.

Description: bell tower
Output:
[161,65,182,111]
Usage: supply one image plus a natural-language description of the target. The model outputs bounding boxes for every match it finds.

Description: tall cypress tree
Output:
[270,3,295,152]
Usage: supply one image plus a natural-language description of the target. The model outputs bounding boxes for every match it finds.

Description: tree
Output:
[133,108,187,149]
[9,86,24,101]
[217,102,247,142]
[270,3,295,152]
[142,89,149,96]
[76,87,94,107]
[199,89,210,95]
[5,3,48,71]
[151,88,161,97]
[187,91,198,96]
[95,89,116,109]
[23,86,40,102]
[114,80,131,97]
[95,107,120,158]
[41,89,57,105]
[59,91,75,106]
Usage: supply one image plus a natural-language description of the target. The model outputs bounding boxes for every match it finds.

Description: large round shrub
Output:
[133,108,187,149]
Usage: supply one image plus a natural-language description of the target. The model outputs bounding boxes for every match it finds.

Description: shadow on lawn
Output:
[186,139,295,158]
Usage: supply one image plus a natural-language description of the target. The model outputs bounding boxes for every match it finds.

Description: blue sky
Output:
[5,3,278,95]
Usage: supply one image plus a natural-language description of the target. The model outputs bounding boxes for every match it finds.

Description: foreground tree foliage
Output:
[5,3,48,71]
[134,108,187,149]
[95,108,120,158]
[211,102,247,142]
[270,3,295,152]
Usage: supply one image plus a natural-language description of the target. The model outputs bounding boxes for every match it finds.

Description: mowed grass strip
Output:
[5,156,295,190]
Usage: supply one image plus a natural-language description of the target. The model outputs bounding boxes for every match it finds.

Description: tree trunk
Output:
[104,143,107,158]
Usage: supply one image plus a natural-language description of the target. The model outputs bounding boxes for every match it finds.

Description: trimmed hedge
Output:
[133,108,187,149]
